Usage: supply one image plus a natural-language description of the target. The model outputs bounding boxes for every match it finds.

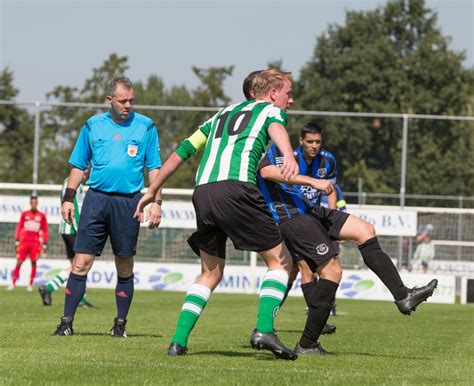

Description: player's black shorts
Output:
[74,188,141,257]
[311,206,349,240]
[279,207,349,272]
[61,234,76,260]
[188,181,283,258]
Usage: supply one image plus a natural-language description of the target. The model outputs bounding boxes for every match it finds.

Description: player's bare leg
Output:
[168,251,224,356]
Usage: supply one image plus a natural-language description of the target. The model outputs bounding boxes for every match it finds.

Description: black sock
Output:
[299,279,338,349]
[63,273,87,319]
[358,237,408,301]
[116,274,134,320]
[301,281,316,308]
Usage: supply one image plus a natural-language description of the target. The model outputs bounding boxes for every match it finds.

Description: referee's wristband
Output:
[62,188,76,203]
[153,199,162,206]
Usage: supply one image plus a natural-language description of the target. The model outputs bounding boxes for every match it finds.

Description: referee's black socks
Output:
[358,237,408,301]
[64,272,87,318]
[299,278,338,349]
[116,274,135,320]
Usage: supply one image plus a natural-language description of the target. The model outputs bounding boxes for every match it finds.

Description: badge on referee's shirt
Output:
[127,144,138,157]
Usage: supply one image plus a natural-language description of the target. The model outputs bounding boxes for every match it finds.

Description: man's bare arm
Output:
[134,152,185,223]
[267,123,298,180]
[260,165,334,195]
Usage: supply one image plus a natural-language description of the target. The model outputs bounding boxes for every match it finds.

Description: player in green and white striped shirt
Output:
[39,173,93,308]
[135,69,300,360]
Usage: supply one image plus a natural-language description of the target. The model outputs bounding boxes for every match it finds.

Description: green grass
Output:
[1,288,473,385]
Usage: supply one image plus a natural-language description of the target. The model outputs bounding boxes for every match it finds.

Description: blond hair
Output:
[242,70,263,100]
[252,69,292,98]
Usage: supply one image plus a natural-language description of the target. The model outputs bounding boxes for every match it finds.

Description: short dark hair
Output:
[30,195,38,200]
[301,121,324,138]
[108,77,133,97]
[242,70,263,100]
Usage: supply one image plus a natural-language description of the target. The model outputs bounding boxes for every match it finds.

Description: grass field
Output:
[1,287,473,385]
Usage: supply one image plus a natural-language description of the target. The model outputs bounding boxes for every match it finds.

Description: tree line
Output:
[1,0,473,198]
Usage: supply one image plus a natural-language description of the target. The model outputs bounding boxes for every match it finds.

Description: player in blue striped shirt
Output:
[257,145,437,354]
[246,72,438,355]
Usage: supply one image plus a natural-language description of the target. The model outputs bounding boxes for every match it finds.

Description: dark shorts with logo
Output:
[61,234,76,260]
[74,188,142,257]
[188,181,283,258]
[279,207,349,272]
[311,206,349,240]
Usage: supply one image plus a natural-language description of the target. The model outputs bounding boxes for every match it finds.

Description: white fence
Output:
[1,184,473,269]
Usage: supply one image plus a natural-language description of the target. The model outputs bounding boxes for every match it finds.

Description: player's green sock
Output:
[256,269,288,334]
[78,290,88,306]
[171,283,211,347]
[46,270,69,293]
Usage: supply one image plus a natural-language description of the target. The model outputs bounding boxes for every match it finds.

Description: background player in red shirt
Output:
[7,196,49,291]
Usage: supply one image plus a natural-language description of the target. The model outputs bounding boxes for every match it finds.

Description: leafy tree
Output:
[294,0,474,197]
[0,68,35,183]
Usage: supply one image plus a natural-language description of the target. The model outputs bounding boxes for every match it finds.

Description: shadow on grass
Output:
[338,351,428,360]
[75,331,163,338]
[193,350,277,360]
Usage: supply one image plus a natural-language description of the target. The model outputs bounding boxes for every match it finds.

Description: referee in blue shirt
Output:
[53,77,162,337]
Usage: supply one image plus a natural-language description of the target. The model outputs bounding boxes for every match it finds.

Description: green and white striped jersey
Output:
[195,100,287,186]
[58,178,86,235]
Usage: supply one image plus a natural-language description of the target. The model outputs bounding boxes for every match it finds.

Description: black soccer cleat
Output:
[167,342,188,356]
[322,323,337,335]
[38,286,52,306]
[111,317,127,338]
[294,342,333,356]
[53,316,73,336]
[250,329,298,361]
[395,279,438,315]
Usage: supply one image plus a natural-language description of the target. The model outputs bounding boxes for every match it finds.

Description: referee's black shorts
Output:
[188,181,282,258]
[74,188,141,257]
[279,207,349,272]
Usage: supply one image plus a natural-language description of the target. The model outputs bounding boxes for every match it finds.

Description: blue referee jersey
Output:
[257,144,313,224]
[294,146,337,205]
[69,111,162,194]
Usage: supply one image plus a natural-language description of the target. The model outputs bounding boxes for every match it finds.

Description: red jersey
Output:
[15,209,49,244]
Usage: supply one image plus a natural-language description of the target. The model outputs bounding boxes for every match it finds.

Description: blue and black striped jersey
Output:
[257,144,313,224]
[294,146,337,206]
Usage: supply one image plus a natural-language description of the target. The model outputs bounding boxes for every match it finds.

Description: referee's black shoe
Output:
[322,323,337,335]
[250,329,298,361]
[294,342,333,356]
[111,318,127,338]
[52,316,73,336]
[38,286,52,306]
[167,342,187,356]
[395,279,438,315]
